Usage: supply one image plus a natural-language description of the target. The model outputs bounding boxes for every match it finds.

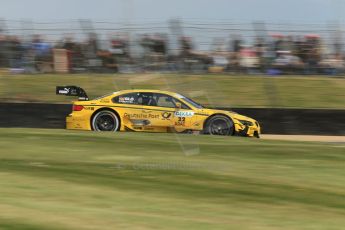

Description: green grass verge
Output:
[0,128,344,229]
[0,74,344,108]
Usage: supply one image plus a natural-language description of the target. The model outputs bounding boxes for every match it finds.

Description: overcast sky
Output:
[0,0,344,23]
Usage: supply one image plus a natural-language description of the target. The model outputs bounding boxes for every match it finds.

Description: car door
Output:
[139,93,175,131]
[154,93,194,132]
[170,99,195,132]
[113,92,175,132]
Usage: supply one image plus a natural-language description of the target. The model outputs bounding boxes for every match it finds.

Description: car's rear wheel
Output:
[92,110,119,132]
[203,115,234,136]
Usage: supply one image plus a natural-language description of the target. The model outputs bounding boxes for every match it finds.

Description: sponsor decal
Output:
[131,120,150,126]
[119,96,135,104]
[193,122,200,127]
[174,111,194,117]
[84,106,94,110]
[162,112,172,120]
[175,117,186,126]
[124,113,159,119]
[58,88,69,94]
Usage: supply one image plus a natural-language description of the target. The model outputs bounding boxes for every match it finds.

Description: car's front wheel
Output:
[203,115,234,136]
[91,110,120,132]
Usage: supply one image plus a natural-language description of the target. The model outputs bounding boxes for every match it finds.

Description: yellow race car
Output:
[56,86,261,137]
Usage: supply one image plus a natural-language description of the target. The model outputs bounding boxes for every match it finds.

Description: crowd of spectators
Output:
[0,31,344,75]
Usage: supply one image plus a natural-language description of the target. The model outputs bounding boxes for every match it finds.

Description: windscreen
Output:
[176,94,204,109]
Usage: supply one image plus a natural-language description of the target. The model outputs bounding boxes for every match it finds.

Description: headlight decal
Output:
[239,120,253,126]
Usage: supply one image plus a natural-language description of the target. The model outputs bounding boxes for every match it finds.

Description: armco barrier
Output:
[0,103,344,135]
[0,103,71,129]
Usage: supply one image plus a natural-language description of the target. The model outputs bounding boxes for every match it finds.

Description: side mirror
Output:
[175,102,182,109]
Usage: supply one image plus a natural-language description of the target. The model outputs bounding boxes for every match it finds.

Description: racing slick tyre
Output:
[203,115,234,136]
[91,110,120,132]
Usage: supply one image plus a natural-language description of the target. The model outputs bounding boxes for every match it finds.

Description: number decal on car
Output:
[175,117,186,126]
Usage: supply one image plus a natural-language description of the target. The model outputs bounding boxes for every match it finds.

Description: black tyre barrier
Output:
[0,103,344,135]
[228,108,345,135]
[0,103,71,129]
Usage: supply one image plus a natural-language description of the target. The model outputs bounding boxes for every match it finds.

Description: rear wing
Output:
[56,86,89,101]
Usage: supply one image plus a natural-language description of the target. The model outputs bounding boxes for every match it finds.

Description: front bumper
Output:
[234,123,261,138]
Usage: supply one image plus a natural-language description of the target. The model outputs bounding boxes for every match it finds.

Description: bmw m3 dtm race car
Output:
[56,86,261,137]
